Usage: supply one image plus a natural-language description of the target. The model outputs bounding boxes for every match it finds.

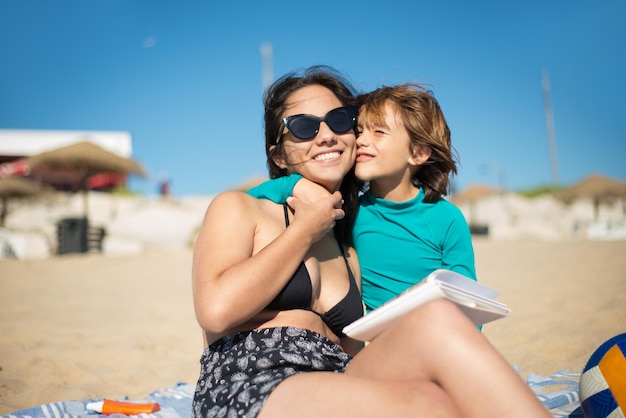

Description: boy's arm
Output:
[246,174,303,203]
[247,173,333,204]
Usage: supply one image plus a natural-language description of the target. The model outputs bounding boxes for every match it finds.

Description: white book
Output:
[343,269,511,342]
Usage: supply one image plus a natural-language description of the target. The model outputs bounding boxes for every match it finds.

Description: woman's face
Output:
[275,85,356,192]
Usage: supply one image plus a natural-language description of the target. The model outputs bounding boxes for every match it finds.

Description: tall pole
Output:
[542,69,559,186]
[260,43,273,90]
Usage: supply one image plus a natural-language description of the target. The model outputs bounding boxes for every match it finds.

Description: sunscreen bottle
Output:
[86,400,161,415]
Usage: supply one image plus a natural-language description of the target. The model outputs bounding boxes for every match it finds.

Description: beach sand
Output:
[0,239,625,414]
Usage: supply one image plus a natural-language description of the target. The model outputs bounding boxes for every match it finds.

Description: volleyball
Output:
[579,333,626,418]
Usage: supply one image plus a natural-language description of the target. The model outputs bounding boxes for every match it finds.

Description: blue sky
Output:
[1,0,625,196]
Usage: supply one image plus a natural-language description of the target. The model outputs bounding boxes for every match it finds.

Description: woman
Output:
[192,66,550,417]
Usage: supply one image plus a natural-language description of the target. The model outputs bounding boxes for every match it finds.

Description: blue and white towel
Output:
[1,370,583,418]
[529,369,583,417]
[0,383,195,418]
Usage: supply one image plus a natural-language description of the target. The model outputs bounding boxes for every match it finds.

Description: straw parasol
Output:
[557,173,626,201]
[27,140,146,217]
[556,173,626,219]
[0,177,54,227]
[449,184,502,230]
[449,184,502,206]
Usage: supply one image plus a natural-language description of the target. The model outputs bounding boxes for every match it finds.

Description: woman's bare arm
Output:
[192,191,344,334]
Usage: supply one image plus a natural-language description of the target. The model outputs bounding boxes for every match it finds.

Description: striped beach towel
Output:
[1,370,582,418]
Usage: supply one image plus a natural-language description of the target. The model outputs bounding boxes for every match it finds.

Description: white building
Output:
[0,129,133,160]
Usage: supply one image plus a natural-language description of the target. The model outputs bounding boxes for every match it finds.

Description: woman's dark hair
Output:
[263,65,362,244]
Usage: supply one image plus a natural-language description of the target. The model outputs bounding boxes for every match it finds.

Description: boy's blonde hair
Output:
[358,84,458,202]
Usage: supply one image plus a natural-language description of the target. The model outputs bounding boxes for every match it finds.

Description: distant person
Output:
[191,66,549,417]
[249,83,476,312]
[159,173,171,198]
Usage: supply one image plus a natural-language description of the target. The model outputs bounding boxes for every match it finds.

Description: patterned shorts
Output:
[192,326,352,418]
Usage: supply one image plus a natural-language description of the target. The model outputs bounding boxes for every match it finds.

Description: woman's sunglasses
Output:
[275,105,358,145]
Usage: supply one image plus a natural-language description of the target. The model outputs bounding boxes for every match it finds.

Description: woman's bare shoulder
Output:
[209,190,255,206]
[204,190,282,221]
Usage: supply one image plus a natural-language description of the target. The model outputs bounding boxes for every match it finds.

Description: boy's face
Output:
[355,103,417,185]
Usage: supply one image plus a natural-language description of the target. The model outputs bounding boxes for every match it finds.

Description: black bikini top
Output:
[266,205,363,337]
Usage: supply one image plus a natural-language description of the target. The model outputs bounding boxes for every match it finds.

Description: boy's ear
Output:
[270,145,288,169]
[409,144,432,166]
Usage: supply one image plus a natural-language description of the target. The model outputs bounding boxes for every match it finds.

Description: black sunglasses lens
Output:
[287,116,320,140]
[285,106,356,141]
[326,107,356,133]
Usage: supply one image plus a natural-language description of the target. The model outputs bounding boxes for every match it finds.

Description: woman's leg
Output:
[259,370,461,417]
[346,299,551,418]
[261,300,549,418]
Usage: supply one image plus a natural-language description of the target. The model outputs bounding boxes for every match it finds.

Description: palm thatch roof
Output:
[449,184,503,205]
[26,140,146,217]
[557,173,626,203]
[27,140,146,176]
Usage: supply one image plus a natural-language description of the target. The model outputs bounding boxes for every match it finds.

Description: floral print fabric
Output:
[192,327,352,418]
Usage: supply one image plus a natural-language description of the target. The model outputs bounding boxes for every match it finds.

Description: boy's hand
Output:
[287,192,344,243]
[290,178,333,204]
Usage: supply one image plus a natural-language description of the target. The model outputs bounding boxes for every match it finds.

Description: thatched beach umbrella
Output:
[557,174,626,219]
[449,184,502,229]
[557,174,626,201]
[449,184,502,206]
[0,177,54,227]
[27,141,146,217]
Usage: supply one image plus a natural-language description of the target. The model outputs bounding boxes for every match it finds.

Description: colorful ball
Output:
[579,333,626,418]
